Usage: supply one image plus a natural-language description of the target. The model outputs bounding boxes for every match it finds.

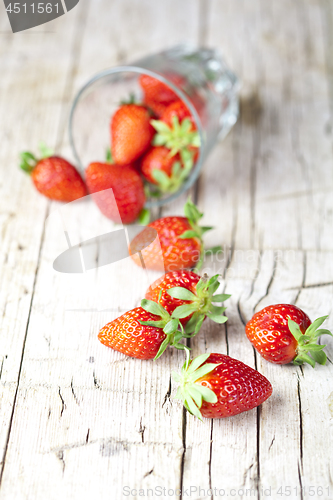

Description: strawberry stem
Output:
[168,273,231,333]
[20,143,53,174]
[172,352,221,421]
[139,299,188,359]
[138,208,150,225]
[39,142,53,159]
[105,148,114,164]
[20,152,37,174]
[151,116,200,156]
[151,149,195,194]
[288,316,332,367]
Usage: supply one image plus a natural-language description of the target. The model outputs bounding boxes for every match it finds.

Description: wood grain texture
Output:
[0,0,333,499]
[0,1,84,481]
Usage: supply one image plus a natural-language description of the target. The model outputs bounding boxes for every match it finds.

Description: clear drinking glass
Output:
[69,44,239,208]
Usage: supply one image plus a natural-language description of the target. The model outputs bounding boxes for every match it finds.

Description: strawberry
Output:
[139,74,183,105]
[129,199,214,272]
[98,299,186,360]
[111,104,155,165]
[245,304,332,367]
[141,146,179,184]
[143,98,170,118]
[140,146,195,193]
[146,271,231,333]
[172,352,272,420]
[162,100,196,130]
[85,161,145,224]
[20,146,86,202]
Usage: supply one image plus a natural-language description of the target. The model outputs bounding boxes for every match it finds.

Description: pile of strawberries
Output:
[20,74,201,225]
[96,197,330,421]
[99,227,332,420]
[19,77,332,422]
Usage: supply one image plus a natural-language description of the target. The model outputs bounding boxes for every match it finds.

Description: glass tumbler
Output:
[69,44,239,208]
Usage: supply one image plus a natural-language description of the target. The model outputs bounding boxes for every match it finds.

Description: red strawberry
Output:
[98,300,185,360]
[162,100,196,130]
[140,146,197,194]
[146,271,230,333]
[141,146,179,184]
[143,98,171,118]
[245,304,332,367]
[85,162,145,224]
[20,147,86,202]
[129,200,213,272]
[111,104,155,165]
[139,74,183,105]
[173,352,272,420]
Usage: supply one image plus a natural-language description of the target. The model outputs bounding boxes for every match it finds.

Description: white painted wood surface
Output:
[0,1,333,499]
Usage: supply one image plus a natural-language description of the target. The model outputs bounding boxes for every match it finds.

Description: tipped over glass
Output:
[69,44,239,208]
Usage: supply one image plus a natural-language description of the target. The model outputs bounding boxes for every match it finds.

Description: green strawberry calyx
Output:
[151,148,195,194]
[105,147,115,164]
[180,198,222,272]
[20,143,54,174]
[167,274,231,335]
[288,315,333,368]
[151,115,200,156]
[172,351,221,421]
[120,92,137,106]
[139,298,188,360]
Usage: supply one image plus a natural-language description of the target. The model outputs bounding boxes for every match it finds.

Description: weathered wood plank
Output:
[202,0,333,252]
[0,0,202,497]
[189,0,333,497]
[0,3,85,480]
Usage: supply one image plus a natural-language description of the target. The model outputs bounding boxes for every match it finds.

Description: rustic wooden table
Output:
[1,1,333,499]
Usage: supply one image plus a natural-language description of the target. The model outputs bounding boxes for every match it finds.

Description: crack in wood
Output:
[253,251,277,312]
[223,245,235,281]
[224,317,230,356]
[298,462,304,500]
[43,335,51,349]
[0,356,7,382]
[2,300,8,319]
[208,421,213,500]
[237,300,247,327]
[143,468,154,479]
[297,375,303,465]
[0,212,15,242]
[70,378,80,405]
[93,370,102,390]
[139,418,146,443]
[86,429,90,444]
[290,281,333,290]
[242,463,254,487]
[268,436,275,451]
[56,450,65,475]
[58,387,66,417]
[162,376,172,412]
[256,404,261,499]
[179,408,187,500]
